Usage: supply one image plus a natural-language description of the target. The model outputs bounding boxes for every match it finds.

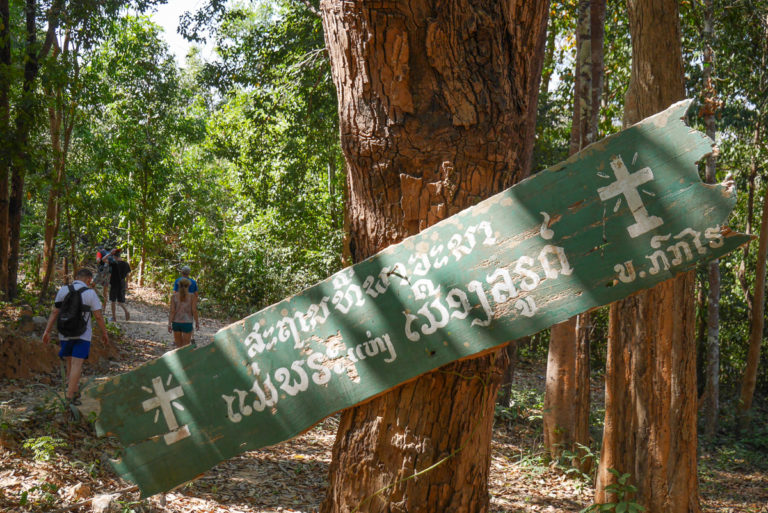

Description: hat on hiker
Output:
[181,265,191,274]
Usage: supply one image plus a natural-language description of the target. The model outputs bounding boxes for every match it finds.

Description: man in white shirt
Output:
[42,268,111,404]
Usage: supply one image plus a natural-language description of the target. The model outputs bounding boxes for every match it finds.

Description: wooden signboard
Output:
[85,100,749,497]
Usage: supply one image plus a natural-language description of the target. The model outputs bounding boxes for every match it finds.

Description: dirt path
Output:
[114,284,226,349]
[1,285,765,512]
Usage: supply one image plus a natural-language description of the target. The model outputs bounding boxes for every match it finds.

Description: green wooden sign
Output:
[85,100,749,497]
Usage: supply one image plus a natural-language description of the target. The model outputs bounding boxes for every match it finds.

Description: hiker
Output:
[108,249,131,322]
[173,265,198,298]
[168,277,199,348]
[42,268,110,405]
[94,248,112,300]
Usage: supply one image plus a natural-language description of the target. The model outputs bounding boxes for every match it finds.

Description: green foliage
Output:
[555,442,597,482]
[580,469,644,513]
[18,481,59,508]
[495,387,545,429]
[22,435,67,462]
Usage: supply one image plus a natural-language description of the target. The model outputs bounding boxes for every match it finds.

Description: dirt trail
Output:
[113,284,227,350]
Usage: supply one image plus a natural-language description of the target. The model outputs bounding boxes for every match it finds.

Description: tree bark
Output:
[595,1,700,511]
[699,0,720,438]
[0,0,10,296]
[543,0,604,469]
[40,32,77,298]
[737,181,768,431]
[5,0,63,299]
[318,1,549,511]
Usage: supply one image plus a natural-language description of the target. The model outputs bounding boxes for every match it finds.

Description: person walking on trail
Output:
[94,248,112,300]
[173,265,198,297]
[169,277,199,348]
[108,249,131,322]
[42,268,111,405]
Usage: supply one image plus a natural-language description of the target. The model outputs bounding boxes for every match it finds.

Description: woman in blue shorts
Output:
[168,278,199,348]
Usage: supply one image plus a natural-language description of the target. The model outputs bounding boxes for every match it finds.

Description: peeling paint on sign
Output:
[84,100,750,497]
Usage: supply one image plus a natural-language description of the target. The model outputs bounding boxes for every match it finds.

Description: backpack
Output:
[57,285,91,337]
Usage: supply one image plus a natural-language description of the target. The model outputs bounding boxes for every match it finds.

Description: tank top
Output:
[172,293,194,323]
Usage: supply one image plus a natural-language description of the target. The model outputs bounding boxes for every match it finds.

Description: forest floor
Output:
[1,286,767,512]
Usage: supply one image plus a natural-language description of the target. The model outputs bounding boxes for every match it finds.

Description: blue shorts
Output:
[172,322,193,333]
[59,339,90,359]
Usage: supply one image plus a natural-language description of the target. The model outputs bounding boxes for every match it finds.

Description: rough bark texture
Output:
[595,1,700,511]
[543,0,604,467]
[318,1,549,511]
[543,315,590,466]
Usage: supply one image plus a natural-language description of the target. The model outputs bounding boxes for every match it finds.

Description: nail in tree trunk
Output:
[543,0,605,471]
[595,0,701,511]
[318,1,550,511]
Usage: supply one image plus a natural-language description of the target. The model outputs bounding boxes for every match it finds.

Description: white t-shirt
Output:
[54,280,103,341]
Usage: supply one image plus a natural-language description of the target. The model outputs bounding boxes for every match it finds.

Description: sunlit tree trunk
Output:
[319,1,549,511]
[40,33,75,297]
[543,0,604,470]
[595,0,700,511]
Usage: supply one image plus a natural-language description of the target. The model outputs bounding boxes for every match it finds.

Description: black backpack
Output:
[57,285,91,337]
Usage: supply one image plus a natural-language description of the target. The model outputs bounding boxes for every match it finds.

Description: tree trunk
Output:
[40,95,65,297]
[496,341,519,408]
[40,31,75,298]
[699,0,720,438]
[737,182,768,431]
[5,0,62,299]
[318,1,550,511]
[543,0,604,469]
[595,1,701,511]
[0,0,10,297]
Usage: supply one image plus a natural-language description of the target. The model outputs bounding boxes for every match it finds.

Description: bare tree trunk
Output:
[737,182,768,431]
[699,0,720,438]
[40,32,76,298]
[543,0,604,469]
[595,0,700,511]
[0,0,10,297]
[40,90,64,296]
[319,1,550,511]
[496,341,519,408]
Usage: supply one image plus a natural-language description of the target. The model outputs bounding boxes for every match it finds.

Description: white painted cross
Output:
[598,155,664,238]
[142,376,191,445]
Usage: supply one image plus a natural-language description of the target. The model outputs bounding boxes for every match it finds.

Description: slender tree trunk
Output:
[0,0,10,297]
[496,340,520,408]
[737,182,768,431]
[737,136,758,312]
[595,1,700,511]
[543,0,604,470]
[40,92,65,296]
[64,185,76,282]
[319,1,550,511]
[40,32,75,297]
[699,0,721,438]
[6,0,62,299]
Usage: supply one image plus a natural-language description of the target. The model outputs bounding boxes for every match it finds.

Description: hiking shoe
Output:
[68,397,82,406]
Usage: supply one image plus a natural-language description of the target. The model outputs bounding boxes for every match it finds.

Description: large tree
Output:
[595,0,700,511]
[318,1,549,511]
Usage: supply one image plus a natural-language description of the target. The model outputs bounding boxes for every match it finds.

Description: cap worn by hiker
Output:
[181,265,191,273]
